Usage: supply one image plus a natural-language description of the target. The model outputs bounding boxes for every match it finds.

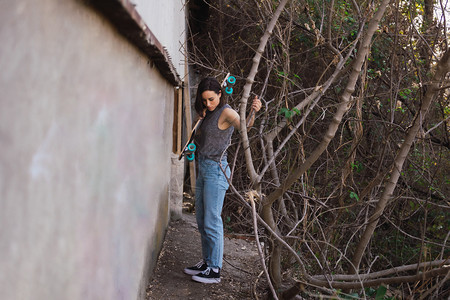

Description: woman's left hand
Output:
[252,96,262,112]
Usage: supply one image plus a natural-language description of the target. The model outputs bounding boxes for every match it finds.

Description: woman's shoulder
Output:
[221,105,238,117]
[219,105,239,129]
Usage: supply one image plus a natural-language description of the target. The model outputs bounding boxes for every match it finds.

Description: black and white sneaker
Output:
[192,267,221,284]
[183,260,208,275]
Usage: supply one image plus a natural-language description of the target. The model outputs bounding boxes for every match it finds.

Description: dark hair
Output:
[194,77,227,116]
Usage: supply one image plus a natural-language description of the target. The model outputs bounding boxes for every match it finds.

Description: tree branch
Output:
[239,0,290,185]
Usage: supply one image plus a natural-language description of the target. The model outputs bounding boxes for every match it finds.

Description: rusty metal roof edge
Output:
[90,0,182,86]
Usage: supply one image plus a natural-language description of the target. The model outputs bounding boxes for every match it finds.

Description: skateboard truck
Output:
[179,119,202,161]
[184,142,196,161]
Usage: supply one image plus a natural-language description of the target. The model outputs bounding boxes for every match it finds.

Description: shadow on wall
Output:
[138,186,169,299]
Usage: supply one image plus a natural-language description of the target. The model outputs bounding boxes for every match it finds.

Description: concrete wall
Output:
[0,1,182,299]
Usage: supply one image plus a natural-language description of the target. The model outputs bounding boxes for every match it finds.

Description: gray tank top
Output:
[195,104,234,161]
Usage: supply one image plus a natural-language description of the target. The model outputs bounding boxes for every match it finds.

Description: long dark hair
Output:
[194,77,227,116]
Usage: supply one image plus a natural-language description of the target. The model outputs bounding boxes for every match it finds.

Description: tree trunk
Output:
[237,0,290,290]
[423,0,434,28]
[239,0,290,184]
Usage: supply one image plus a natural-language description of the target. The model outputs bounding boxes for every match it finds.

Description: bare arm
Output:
[222,96,262,130]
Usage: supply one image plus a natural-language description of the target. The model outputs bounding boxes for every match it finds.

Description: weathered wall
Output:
[133,0,186,77]
[0,1,179,299]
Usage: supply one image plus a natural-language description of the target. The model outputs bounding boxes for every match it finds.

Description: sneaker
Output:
[192,267,221,284]
[183,260,208,275]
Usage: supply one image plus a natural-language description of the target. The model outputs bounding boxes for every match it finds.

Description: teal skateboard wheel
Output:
[187,143,196,152]
[186,153,195,161]
[225,87,233,95]
[227,76,236,85]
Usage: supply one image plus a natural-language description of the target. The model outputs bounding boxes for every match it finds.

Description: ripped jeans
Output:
[195,157,230,269]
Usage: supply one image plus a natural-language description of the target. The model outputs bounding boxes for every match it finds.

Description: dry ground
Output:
[146,213,268,299]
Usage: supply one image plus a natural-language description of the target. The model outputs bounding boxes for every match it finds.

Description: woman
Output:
[183,77,261,284]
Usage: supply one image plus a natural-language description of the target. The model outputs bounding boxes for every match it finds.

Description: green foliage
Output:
[349,191,359,201]
[398,88,412,100]
[374,286,388,300]
[278,107,301,121]
[368,286,392,300]
[337,286,392,299]
[224,216,233,232]
[444,106,450,117]
[350,161,363,173]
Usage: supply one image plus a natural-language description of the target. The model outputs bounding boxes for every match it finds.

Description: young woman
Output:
[183,77,261,284]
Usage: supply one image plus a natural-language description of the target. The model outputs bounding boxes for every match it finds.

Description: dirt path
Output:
[146,213,265,299]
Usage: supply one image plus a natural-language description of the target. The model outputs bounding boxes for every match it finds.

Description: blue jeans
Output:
[195,157,230,269]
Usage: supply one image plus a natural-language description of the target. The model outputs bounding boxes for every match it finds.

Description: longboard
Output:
[179,73,236,161]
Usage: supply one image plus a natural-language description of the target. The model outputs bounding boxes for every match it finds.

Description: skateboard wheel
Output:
[187,153,195,161]
[187,143,196,152]
[225,87,233,95]
[227,76,236,85]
